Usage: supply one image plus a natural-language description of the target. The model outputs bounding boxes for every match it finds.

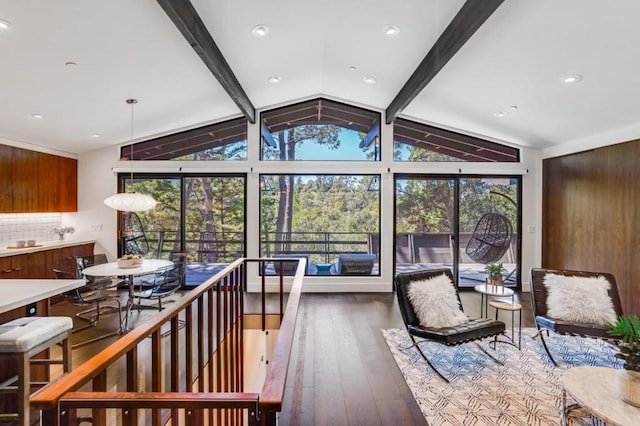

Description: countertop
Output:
[0,240,96,258]
[0,279,85,314]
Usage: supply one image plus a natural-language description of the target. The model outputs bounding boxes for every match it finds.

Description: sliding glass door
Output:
[395,175,520,289]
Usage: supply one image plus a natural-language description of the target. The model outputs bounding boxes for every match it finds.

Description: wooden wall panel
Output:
[542,141,640,315]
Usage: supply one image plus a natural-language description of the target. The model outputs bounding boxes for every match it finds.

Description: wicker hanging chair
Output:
[121,212,150,256]
[465,212,512,264]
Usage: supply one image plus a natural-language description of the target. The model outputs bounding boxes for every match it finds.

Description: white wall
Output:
[74,144,122,260]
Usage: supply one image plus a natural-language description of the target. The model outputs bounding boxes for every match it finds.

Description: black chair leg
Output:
[473,341,504,365]
[536,327,558,367]
[410,336,450,383]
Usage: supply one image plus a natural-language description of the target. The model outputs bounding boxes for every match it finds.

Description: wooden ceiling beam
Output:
[156,0,256,122]
[385,0,504,123]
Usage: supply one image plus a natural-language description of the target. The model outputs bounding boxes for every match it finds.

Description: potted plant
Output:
[484,263,506,286]
[609,314,640,407]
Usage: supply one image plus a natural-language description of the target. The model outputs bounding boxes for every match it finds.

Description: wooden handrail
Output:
[31,257,305,426]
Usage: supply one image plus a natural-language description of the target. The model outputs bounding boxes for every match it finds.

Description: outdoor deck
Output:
[183,261,517,288]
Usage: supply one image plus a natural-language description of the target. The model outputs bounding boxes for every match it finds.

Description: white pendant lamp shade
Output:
[104,98,157,212]
[104,192,157,212]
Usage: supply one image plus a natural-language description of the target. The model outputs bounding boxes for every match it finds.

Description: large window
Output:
[393,118,519,162]
[122,117,247,161]
[120,174,246,287]
[260,174,380,276]
[261,99,380,161]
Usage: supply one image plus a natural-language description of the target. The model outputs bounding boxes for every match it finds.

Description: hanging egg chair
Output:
[465,212,512,264]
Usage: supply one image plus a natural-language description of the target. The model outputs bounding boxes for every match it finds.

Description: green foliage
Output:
[484,263,505,276]
[610,315,640,371]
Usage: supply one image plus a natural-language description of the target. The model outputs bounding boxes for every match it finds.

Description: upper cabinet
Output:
[0,144,77,213]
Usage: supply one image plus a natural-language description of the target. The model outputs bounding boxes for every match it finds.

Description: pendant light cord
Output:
[127,98,137,181]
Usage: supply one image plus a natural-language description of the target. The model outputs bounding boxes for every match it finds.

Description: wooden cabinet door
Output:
[0,145,12,212]
[12,147,39,212]
[0,144,78,212]
[0,257,13,279]
[52,243,95,275]
[57,156,78,212]
[37,152,60,212]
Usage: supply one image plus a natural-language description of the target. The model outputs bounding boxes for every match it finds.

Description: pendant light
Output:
[104,99,157,212]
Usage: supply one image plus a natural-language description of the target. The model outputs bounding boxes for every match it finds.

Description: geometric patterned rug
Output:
[382,327,623,426]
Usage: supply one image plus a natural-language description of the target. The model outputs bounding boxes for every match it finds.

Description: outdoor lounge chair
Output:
[333,253,376,275]
[395,268,505,382]
[530,268,624,366]
[272,254,317,275]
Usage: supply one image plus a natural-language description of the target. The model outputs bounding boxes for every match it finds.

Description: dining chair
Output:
[53,269,123,348]
[135,257,184,310]
[75,254,124,290]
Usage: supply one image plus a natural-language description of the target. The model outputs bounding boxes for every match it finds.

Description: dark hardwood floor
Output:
[49,288,535,426]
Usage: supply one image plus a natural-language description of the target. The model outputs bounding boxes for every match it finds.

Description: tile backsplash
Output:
[0,213,62,247]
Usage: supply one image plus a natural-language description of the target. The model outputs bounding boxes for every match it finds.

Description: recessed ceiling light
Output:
[65,61,77,67]
[90,134,100,139]
[383,25,400,36]
[0,19,13,31]
[561,74,583,84]
[268,75,281,84]
[363,76,376,84]
[493,111,507,117]
[509,105,519,111]
[349,66,357,72]
[30,113,44,119]
[251,25,269,37]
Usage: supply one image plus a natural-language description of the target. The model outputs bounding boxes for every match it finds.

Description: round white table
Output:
[562,366,640,426]
[473,283,514,317]
[82,259,172,330]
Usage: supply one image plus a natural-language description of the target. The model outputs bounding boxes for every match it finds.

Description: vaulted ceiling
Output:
[1,0,639,156]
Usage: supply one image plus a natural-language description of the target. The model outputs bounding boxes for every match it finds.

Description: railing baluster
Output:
[170,315,179,423]
[30,258,304,425]
[92,371,107,426]
[151,330,161,425]
[198,294,205,393]
[125,347,138,425]
[186,304,193,392]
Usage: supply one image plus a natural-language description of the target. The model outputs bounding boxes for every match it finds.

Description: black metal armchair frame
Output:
[53,269,124,348]
[395,268,506,382]
[530,268,624,366]
[135,262,183,311]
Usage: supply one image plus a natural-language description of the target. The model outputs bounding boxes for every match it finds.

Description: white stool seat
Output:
[0,317,73,353]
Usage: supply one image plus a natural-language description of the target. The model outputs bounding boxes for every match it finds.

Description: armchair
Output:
[395,268,505,382]
[530,268,624,366]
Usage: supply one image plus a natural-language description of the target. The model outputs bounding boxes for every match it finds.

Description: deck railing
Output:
[31,257,305,426]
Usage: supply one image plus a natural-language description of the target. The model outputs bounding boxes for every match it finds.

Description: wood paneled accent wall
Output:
[542,140,640,315]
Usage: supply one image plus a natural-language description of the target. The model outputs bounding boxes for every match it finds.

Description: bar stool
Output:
[0,316,73,426]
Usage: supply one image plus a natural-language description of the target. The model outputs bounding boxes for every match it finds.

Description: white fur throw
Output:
[407,274,468,328]
[543,273,617,326]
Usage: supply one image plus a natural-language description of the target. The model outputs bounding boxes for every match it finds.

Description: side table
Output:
[489,300,522,349]
[562,366,640,426]
[473,283,514,317]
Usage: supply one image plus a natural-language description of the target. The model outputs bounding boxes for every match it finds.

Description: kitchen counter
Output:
[0,240,96,258]
[0,279,84,314]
